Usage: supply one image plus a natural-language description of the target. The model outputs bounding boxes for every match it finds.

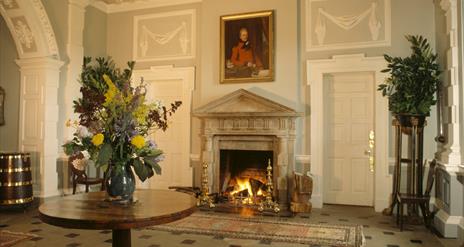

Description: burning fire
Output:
[229,177,265,205]
[230,177,253,197]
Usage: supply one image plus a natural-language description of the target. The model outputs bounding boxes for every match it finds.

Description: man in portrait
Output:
[227,27,263,78]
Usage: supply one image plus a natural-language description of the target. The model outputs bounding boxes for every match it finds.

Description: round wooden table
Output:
[39,189,197,247]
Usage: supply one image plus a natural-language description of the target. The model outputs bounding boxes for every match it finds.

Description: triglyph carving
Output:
[14,19,34,49]
[140,22,189,57]
[315,3,381,45]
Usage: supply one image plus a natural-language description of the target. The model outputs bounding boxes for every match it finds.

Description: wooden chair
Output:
[396,159,437,231]
[68,154,105,194]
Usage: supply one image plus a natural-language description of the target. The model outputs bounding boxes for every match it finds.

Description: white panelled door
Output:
[324,72,375,206]
[146,79,190,189]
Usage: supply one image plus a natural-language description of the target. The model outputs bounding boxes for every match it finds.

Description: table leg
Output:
[112,229,131,247]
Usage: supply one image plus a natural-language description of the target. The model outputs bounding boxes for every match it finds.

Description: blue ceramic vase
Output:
[105,165,135,202]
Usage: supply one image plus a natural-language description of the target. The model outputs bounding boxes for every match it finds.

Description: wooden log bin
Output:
[0,152,33,207]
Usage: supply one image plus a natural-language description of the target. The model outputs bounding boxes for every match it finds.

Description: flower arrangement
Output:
[63,57,181,183]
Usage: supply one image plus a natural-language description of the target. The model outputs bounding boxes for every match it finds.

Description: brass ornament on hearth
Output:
[197,162,215,208]
[258,159,280,213]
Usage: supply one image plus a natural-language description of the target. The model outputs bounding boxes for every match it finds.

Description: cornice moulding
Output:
[90,0,201,14]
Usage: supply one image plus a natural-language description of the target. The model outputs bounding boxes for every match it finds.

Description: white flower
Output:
[76,126,92,138]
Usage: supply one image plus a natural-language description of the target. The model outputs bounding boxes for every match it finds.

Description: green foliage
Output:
[97,143,113,167]
[377,35,441,115]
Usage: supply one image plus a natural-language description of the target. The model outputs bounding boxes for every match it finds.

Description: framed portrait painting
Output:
[220,10,274,84]
[0,86,4,126]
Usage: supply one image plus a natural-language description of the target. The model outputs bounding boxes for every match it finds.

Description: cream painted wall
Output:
[301,0,439,164]
[197,0,303,179]
[104,0,442,186]
[0,17,20,151]
[106,0,302,186]
[84,6,107,58]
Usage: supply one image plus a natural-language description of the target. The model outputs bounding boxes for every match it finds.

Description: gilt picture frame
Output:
[220,10,274,84]
[0,86,4,126]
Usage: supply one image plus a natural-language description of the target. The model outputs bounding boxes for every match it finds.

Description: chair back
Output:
[68,154,87,179]
[424,159,437,197]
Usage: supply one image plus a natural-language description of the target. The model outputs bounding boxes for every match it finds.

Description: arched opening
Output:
[0,0,63,197]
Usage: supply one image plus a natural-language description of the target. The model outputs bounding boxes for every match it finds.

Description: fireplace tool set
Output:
[257,160,280,213]
[197,162,215,208]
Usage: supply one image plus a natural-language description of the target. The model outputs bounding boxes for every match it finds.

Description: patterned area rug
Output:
[150,213,365,247]
[0,230,36,247]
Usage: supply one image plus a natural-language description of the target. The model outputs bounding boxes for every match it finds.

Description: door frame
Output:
[132,65,195,189]
[307,54,390,212]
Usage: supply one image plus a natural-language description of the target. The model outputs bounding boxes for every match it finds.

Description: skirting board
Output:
[310,196,387,213]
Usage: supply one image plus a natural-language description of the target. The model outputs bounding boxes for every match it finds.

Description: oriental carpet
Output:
[150,213,365,247]
[0,230,36,247]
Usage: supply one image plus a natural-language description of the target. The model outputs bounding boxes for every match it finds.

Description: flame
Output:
[230,177,253,197]
[257,189,263,196]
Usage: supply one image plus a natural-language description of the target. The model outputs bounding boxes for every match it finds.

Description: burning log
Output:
[250,178,265,196]
[236,189,249,198]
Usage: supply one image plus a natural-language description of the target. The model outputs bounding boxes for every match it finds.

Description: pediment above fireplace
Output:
[193,89,301,117]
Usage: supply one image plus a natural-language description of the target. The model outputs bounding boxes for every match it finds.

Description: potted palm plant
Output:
[378,35,441,126]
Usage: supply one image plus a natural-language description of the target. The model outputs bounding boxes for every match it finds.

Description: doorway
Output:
[132,66,195,190]
[323,72,375,206]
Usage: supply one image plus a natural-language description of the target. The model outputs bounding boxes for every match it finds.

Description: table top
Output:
[39,189,197,230]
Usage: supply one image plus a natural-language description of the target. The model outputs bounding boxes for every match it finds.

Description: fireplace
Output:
[193,89,301,209]
[220,149,273,204]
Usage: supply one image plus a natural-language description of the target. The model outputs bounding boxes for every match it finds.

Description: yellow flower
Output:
[131,135,145,149]
[103,74,119,106]
[132,104,149,125]
[92,133,104,146]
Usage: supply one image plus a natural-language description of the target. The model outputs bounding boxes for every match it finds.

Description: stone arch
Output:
[0,0,63,197]
[0,0,59,59]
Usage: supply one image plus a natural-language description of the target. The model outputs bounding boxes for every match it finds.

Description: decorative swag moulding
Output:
[306,0,391,51]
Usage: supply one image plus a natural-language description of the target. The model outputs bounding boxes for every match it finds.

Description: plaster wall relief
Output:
[11,16,37,53]
[306,0,391,51]
[1,0,19,9]
[0,0,59,58]
[133,9,196,61]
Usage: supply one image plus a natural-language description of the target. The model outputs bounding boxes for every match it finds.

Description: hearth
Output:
[219,150,273,205]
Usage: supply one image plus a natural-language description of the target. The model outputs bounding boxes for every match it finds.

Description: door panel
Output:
[144,79,191,189]
[324,72,375,206]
